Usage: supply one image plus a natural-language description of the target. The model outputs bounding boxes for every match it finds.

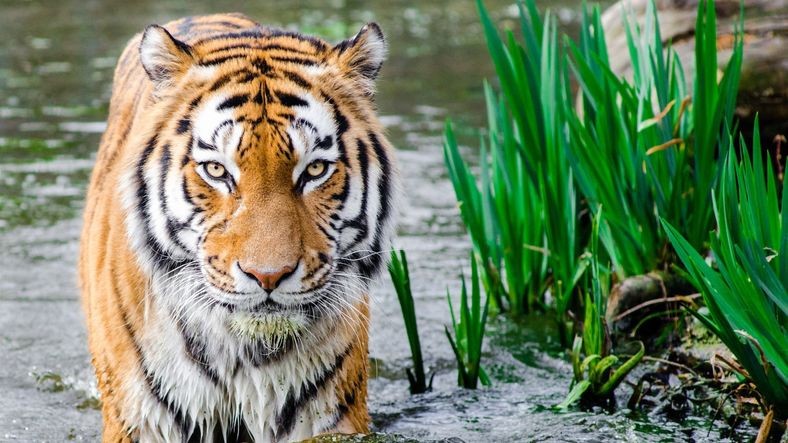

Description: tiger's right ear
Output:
[139,25,194,91]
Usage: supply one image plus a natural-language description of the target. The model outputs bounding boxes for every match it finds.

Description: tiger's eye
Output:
[205,162,226,179]
[306,161,327,178]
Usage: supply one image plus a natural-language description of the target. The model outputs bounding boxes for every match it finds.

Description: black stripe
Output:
[274,345,352,437]
[252,58,272,75]
[176,118,191,134]
[199,54,245,66]
[208,73,233,92]
[369,132,391,227]
[262,82,273,107]
[158,144,172,211]
[329,162,351,203]
[180,149,191,168]
[170,35,194,59]
[209,42,254,53]
[323,93,350,136]
[185,134,195,158]
[265,29,329,51]
[275,91,308,107]
[282,70,311,89]
[176,317,221,385]
[334,38,353,55]
[252,88,264,104]
[159,145,192,253]
[258,43,314,54]
[112,266,192,439]
[315,135,333,150]
[188,96,203,110]
[217,93,249,110]
[207,68,259,93]
[329,115,350,206]
[202,43,315,63]
[357,132,391,278]
[143,367,192,438]
[181,180,197,206]
[279,144,292,162]
[196,139,217,151]
[344,138,370,244]
[211,119,234,143]
[269,55,318,66]
[315,218,336,242]
[242,335,295,367]
[135,136,180,272]
[237,71,257,84]
[192,30,265,46]
[294,118,317,133]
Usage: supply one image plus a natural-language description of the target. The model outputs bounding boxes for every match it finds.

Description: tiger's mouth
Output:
[227,309,307,344]
[225,294,321,343]
[208,271,346,344]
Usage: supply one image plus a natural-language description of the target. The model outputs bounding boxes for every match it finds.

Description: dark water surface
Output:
[0,0,755,441]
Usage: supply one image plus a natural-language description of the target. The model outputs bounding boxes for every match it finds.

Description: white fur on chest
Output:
[122,284,351,443]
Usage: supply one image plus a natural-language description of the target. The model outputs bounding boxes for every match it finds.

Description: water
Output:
[0,0,758,441]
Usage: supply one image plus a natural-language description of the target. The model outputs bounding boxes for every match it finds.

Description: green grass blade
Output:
[556,380,591,410]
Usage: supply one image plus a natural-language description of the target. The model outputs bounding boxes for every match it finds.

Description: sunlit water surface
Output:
[0,0,757,441]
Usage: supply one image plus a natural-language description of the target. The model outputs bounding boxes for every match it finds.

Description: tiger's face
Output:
[187,87,351,310]
[125,22,397,341]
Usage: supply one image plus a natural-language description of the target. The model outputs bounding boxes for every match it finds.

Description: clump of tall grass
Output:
[566,0,743,277]
[444,0,584,327]
[388,250,432,394]
[445,255,491,389]
[445,0,744,345]
[663,123,788,418]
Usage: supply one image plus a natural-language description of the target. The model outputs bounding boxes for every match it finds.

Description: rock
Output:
[606,271,696,333]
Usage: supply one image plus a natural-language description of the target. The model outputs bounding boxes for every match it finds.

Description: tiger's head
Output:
[122,21,398,343]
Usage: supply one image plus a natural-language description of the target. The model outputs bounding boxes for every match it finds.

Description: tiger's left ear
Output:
[332,23,387,95]
[139,25,194,93]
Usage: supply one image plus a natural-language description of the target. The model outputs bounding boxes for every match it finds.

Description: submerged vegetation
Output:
[393,0,785,438]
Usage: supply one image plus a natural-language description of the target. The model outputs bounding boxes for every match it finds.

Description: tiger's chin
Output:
[227,310,307,345]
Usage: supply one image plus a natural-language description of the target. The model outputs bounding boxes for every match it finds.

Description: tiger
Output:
[78,12,399,442]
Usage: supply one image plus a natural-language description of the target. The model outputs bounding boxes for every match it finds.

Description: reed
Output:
[446,0,744,346]
[444,0,584,322]
[663,122,788,417]
[445,255,491,389]
[565,0,743,277]
[388,250,431,394]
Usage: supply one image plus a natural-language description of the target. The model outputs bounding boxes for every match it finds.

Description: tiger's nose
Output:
[239,264,296,292]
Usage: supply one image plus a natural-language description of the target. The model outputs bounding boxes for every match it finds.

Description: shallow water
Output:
[0,0,760,441]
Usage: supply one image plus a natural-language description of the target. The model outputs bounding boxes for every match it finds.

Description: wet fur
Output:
[79,13,398,442]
